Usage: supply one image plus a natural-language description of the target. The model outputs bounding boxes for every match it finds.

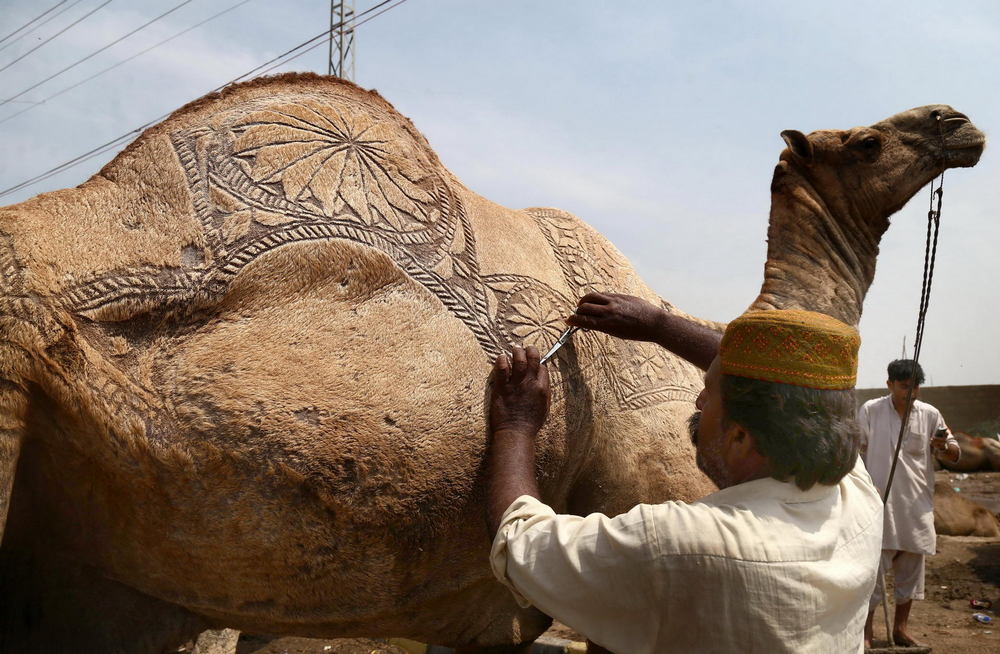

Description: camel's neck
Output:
[748,166,885,326]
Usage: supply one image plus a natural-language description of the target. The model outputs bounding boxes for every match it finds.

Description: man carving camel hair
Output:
[0,70,984,653]
[487,309,883,653]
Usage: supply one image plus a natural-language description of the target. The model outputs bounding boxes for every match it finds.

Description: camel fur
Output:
[934,480,1000,537]
[0,73,985,652]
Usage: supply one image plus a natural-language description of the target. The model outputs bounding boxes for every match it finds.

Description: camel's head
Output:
[777,105,985,220]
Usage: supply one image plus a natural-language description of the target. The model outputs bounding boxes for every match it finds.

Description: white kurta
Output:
[858,396,957,555]
[490,458,883,654]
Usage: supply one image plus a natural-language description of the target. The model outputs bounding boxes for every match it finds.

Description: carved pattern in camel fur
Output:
[60,89,697,412]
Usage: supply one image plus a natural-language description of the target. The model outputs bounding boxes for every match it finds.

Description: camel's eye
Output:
[850,134,882,161]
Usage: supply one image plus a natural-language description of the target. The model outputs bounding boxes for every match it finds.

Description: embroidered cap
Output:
[720,309,860,390]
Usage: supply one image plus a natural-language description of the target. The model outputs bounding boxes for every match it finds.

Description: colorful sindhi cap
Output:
[720,310,860,390]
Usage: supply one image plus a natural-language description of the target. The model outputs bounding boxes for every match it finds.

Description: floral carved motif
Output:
[231,105,440,233]
[526,208,699,408]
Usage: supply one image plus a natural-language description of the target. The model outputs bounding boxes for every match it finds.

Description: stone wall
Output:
[855,384,1000,434]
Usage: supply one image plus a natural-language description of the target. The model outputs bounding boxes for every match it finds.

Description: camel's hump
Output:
[102,72,445,180]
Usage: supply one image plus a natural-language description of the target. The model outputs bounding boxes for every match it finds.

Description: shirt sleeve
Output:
[490,496,659,646]
[857,403,871,458]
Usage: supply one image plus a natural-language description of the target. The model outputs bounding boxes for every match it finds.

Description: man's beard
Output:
[688,409,728,488]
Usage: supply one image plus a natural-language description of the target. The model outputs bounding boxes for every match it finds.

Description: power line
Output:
[0,0,84,54]
[2,0,196,108]
[0,0,254,126]
[0,0,408,201]
[0,2,68,48]
[0,131,141,200]
[0,0,114,75]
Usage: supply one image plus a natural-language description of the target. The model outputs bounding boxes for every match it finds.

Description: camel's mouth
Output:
[944,128,986,150]
[944,137,987,151]
[942,122,986,167]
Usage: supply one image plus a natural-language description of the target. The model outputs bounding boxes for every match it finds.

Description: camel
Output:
[0,73,985,652]
[934,480,1000,537]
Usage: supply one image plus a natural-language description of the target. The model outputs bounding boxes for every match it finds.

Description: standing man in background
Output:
[859,359,961,648]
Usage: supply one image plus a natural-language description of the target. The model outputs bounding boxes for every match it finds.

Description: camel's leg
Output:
[0,437,209,653]
[0,427,20,542]
[0,527,208,653]
[0,382,26,542]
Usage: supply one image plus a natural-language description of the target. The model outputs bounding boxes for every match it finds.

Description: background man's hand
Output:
[931,427,950,453]
[489,346,550,437]
[566,292,666,342]
[931,427,961,464]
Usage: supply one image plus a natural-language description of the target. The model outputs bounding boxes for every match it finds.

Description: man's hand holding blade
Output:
[486,346,551,535]
[567,292,665,341]
[567,292,721,371]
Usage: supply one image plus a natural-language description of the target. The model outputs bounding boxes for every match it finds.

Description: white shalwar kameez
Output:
[858,396,957,555]
[490,458,883,653]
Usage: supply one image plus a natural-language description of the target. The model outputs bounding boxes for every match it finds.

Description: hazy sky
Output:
[2,0,997,388]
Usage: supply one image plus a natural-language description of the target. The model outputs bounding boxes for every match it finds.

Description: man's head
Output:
[886,359,925,406]
[690,310,861,490]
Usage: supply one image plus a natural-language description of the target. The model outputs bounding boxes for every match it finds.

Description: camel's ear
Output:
[780,130,814,163]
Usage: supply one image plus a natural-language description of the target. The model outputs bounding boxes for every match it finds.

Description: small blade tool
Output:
[539,326,580,365]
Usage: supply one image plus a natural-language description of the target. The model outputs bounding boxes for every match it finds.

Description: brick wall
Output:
[855,385,1000,434]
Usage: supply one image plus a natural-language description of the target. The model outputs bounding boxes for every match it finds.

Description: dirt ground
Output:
[212,471,1000,654]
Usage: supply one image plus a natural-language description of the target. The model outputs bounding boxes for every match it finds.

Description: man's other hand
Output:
[567,292,665,342]
[489,346,551,437]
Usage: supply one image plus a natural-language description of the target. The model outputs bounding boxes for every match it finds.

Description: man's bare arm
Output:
[485,346,549,536]
[566,292,721,370]
[486,427,539,536]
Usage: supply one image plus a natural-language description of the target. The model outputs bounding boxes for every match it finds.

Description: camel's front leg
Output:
[0,382,26,542]
[0,427,20,541]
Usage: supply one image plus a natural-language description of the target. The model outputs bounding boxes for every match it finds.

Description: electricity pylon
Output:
[328,1,356,80]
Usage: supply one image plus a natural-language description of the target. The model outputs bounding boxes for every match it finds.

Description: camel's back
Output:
[0,74,712,645]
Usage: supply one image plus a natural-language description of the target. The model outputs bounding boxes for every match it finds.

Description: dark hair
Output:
[887,359,925,385]
[720,375,860,490]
